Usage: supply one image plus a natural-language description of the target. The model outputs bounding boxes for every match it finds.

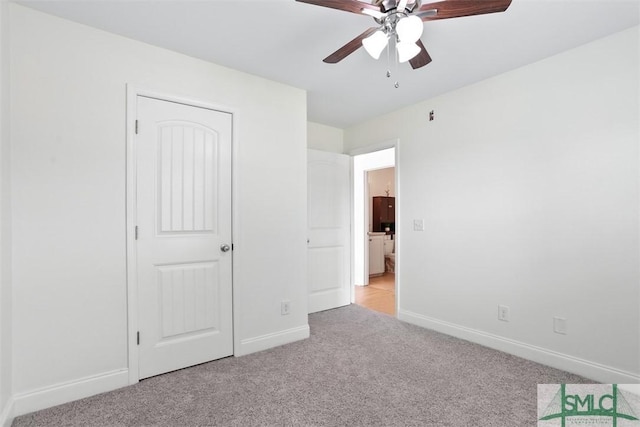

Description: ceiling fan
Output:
[296,0,513,69]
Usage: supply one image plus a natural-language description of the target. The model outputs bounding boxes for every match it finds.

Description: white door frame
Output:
[125,85,239,384]
[349,139,400,315]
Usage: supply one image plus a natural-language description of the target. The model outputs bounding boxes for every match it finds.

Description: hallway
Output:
[354,273,395,316]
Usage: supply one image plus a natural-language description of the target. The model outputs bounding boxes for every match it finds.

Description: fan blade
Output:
[409,39,432,69]
[323,27,379,64]
[416,9,437,19]
[362,8,386,19]
[418,0,512,20]
[295,0,381,15]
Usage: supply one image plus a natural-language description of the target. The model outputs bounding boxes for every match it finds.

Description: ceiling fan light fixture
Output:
[362,30,389,60]
[396,15,423,43]
[297,0,513,70]
[396,41,420,63]
[361,8,385,19]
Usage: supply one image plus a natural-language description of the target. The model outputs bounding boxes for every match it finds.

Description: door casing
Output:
[125,85,239,384]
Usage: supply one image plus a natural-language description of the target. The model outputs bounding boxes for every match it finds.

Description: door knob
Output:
[220,244,231,252]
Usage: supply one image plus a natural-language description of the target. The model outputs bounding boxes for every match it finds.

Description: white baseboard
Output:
[0,396,14,427]
[12,369,129,418]
[237,324,310,356]
[398,309,640,384]
[10,325,310,418]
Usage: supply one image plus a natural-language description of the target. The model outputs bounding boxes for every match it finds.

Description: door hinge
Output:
[137,331,140,345]
[135,226,139,240]
[135,119,139,134]
[231,244,234,251]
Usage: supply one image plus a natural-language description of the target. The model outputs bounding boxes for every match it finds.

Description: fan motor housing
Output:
[377,0,420,13]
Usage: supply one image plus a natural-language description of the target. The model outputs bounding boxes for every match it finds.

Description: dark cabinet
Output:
[372,196,395,232]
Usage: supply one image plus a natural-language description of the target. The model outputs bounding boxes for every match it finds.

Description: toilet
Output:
[383,239,395,273]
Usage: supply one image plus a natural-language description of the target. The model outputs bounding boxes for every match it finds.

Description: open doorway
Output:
[352,147,396,316]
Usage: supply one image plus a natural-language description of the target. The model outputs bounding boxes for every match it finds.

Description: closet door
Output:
[135,96,233,379]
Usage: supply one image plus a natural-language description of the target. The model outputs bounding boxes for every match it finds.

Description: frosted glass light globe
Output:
[397,41,420,63]
[362,30,389,60]
[396,15,423,43]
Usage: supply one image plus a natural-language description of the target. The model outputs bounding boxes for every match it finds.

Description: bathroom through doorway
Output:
[352,147,396,316]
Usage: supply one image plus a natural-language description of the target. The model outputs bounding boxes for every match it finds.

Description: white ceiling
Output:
[15,0,640,128]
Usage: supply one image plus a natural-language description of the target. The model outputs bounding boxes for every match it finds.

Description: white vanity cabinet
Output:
[368,233,385,276]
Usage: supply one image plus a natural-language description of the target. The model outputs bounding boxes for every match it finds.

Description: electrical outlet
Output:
[281,300,291,316]
[413,219,424,231]
[498,305,510,322]
[553,317,567,335]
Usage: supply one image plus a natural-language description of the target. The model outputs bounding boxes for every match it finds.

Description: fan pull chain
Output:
[384,40,399,89]
[394,39,399,89]
[386,42,391,79]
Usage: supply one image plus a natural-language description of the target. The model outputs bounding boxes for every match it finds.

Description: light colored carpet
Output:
[12,305,590,426]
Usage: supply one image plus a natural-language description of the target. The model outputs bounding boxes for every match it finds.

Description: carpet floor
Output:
[12,305,590,426]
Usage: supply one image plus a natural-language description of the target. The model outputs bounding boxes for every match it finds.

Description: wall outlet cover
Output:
[498,305,510,322]
[281,300,291,315]
[413,219,424,231]
[553,317,568,334]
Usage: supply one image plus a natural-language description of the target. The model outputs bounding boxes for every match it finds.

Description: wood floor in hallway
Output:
[354,273,395,316]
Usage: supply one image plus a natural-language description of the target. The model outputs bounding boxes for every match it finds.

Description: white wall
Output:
[10,3,308,415]
[0,0,12,424]
[307,121,344,153]
[345,26,640,383]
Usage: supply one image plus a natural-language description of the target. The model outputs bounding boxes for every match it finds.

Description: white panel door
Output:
[136,96,233,379]
[307,149,351,313]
